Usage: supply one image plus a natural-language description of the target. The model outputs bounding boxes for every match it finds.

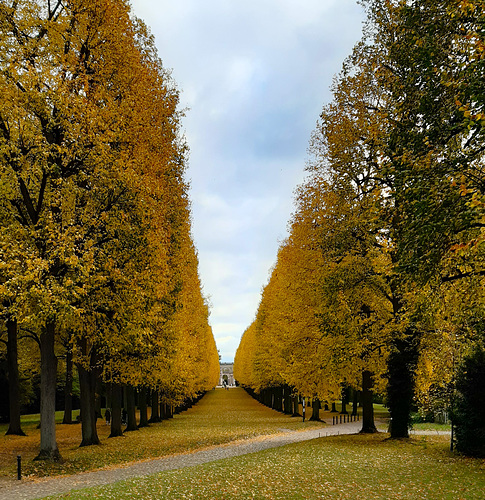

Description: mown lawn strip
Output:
[47,434,485,500]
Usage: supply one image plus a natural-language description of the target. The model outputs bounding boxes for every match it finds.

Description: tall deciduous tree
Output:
[0,0,219,457]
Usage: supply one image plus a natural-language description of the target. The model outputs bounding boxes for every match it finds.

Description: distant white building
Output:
[219,362,234,386]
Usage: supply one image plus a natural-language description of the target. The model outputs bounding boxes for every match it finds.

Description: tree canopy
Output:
[0,0,218,458]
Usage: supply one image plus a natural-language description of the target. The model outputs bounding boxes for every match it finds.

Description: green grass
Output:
[372,403,390,419]
[0,409,81,433]
[411,422,451,432]
[0,388,324,480]
[48,433,485,500]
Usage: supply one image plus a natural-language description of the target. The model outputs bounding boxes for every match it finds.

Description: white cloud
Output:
[130,0,365,362]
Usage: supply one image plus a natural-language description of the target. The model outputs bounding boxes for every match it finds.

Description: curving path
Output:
[0,421,361,500]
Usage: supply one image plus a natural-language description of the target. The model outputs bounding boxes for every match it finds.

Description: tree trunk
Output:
[62,342,73,425]
[35,320,61,461]
[340,385,349,414]
[283,386,292,414]
[95,378,102,422]
[5,317,25,436]
[105,382,112,410]
[77,364,100,446]
[291,394,300,416]
[149,390,161,422]
[264,388,272,407]
[77,342,101,446]
[109,383,123,437]
[387,330,420,438]
[360,370,377,433]
[125,385,138,431]
[165,403,173,419]
[352,388,359,416]
[331,402,337,413]
[309,399,321,421]
[273,386,283,412]
[138,387,149,428]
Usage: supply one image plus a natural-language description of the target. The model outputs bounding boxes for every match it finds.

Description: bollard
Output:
[17,455,21,480]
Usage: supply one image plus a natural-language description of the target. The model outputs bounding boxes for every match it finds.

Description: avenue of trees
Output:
[234,0,485,456]
[0,0,219,460]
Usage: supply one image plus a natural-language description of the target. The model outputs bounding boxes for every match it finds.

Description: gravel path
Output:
[0,421,361,500]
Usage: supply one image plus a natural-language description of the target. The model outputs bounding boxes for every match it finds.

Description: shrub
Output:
[453,345,485,457]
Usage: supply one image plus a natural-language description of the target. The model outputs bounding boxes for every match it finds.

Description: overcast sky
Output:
[130,1,365,362]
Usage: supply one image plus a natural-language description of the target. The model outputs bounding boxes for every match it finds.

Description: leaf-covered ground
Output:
[48,433,485,500]
[0,388,323,480]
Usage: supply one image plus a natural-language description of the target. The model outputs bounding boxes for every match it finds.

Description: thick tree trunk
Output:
[5,317,25,436]
[274,387,283,412]
[109,383,123,437]
[385,284,421,439]
[125,385,138,431]
[62,343,73,425]
[387,331,420,438]
[265,388,272,407]
[35,320,61,461]
[165,403,173,419]
[77,341,101,446]
[149,390,161,422]
[138,387,149,428]
[331,402,337,413]
[160,401,167,420]
[77,363,100,446]
[309,399,321,421]
[360,370,377,433]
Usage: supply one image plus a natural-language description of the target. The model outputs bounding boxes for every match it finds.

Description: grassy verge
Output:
[0,388,324,481]
[411,422,451,432]
[48,433,485,500]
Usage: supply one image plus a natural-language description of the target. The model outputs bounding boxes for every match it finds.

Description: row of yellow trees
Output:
[0,0,219,460]
[235,0,485,453]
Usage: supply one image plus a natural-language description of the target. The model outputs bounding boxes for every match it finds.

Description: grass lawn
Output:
[0,388,324,481]
[47,433,485,500]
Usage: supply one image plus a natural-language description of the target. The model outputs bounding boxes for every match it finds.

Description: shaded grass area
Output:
[0,388,324,481]
[411,422,451,432]
[48,433,485,500]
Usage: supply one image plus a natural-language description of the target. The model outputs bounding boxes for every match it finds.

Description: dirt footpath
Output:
[0,421,361,500]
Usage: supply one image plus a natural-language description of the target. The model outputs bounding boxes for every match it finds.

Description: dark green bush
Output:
[453,345,485,457]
